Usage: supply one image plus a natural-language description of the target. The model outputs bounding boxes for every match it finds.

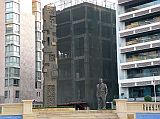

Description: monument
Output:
[96,78,108,109]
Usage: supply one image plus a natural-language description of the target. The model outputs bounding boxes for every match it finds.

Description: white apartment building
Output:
[117,0,160,101]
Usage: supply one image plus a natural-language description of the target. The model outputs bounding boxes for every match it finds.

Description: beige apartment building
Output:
[0,0,43,104]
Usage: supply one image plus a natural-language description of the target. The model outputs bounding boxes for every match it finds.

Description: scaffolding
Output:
[50,0,115,10]
[56,1,118,109]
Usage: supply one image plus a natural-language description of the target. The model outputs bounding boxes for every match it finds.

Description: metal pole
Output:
[153,74,156,103]
[8,66,10,103]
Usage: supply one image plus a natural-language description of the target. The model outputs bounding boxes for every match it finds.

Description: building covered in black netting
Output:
[56,2,118,109]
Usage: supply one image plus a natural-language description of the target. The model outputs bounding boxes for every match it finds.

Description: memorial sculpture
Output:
[96,78,108,110]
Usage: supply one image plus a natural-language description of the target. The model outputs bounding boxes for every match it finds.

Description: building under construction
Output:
[56,1,118,109]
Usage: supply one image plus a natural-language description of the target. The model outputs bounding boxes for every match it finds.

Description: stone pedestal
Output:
[22,100,36,119]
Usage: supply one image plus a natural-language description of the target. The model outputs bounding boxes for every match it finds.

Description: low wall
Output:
[33,107,75,113]
[0,100,35,119]
[0,100,75,119]
[115,99,160,119]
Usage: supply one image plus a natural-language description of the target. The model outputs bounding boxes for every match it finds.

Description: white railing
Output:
[115,99,160,119]
[143,103,160,111]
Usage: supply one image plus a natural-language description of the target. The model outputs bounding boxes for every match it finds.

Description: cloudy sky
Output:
[42,0,117,7]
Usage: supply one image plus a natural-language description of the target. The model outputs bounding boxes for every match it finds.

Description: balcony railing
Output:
[125,16,160,30]
[119,4,160,21]
[120,40,160,54]
[119,22,160,38]
[121,58,160,69]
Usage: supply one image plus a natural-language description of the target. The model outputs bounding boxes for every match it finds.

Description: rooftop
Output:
[47,0,115,10]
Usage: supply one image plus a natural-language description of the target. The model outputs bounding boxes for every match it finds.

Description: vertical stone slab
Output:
[22,100,36,119]
[43,5,58,107]
[115,99,128,119]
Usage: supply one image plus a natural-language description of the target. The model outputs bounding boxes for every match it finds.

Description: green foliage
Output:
[144,95,152,102]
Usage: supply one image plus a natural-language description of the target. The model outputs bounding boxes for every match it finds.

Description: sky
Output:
[42,0,117,7]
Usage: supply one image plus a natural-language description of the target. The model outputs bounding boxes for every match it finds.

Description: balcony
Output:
[121,58,160,69]
[120,40,160,53]
[118,0,149,6]
[119,75,160,87]
[119,4,160,21]
[119,22,160,38]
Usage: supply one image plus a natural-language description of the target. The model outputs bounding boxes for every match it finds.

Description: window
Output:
[36,51,41,60]
[35,12,41,21]
[9,78,19,86]
[36,61,41,70]
[4,91,8,98]
[6,24,20,34]
[5,79,8,87]
[6,2,20,13]
[47,37,50,46]
[125,16,160,29]
[14,2,20,13]
[129,86,156,98]
[5,67,20,77]
[37,92,41,97]
[5,13,13,22]
[126,50,160,62]
[36,31,41,40]
[5,56,20,66]
[36,41,41,50]
[36,71,41,80]
[5,44,20,54]
[32,2,41,12]
[125,0,160,13]
[13,79,19,86]
[6,2,13,12]
[47,30,50,35]
[126,33,160,46]
[14,13,20,23]
[5,13,19,23]
[6,35,20,44]
[6,24,13,33]
[4,78,19,87]
[127,67,160,79]
[15,90,19,98]
[35,21,41,30]
[35,81,41,89]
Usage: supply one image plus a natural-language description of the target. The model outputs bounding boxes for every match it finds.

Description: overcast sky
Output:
[42,0,117,7]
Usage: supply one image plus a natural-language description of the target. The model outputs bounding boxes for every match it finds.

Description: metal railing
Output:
[51,0,115,10]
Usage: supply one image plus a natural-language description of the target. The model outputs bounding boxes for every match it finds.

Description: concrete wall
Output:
[0,0,5,102]
[0,100,74,119]
[0,100,119,119]
[20,13,36,101]
[0,100,34,119]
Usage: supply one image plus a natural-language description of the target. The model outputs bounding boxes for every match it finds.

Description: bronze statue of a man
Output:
[96,78,108,110]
